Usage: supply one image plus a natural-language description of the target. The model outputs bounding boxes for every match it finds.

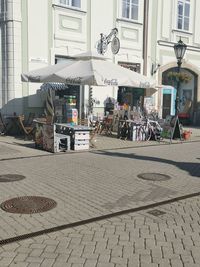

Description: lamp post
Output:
[173,38,187,115]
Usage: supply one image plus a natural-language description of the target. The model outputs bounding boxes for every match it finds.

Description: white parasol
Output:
[21,51,156,89]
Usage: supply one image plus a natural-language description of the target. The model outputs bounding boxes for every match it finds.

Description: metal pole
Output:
[143,0,149,76]
[175,60,182,116]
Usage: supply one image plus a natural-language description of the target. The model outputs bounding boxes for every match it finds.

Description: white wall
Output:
[27,0,49,98]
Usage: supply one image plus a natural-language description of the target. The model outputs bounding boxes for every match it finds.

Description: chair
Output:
[99,116,113,135]
[18,113,36,139]
[24,113,35,131]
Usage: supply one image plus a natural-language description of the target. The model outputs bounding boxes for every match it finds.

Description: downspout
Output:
[87,0,92,116]
[1,0,11,107]
[0,0,7,107]
[112,0,117,99]
[143,0,149,76]
[6,0,15,102]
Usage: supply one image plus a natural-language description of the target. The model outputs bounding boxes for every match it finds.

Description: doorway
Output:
[162,94,171,118]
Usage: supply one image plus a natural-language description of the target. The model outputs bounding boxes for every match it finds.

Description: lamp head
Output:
[174,38,187,63]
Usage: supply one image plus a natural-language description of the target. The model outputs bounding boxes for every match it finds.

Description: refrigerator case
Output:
[67,109,78,125]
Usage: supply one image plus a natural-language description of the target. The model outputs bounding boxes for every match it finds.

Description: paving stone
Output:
[84,259,98,267]
[10,263,29,267]
[26,257,43,264]
[170,259,184,267]
[67,256,86,264]
[0,140,199,267]
[96,263,115,267]
[0,257,15,266]
[40,258,55,267]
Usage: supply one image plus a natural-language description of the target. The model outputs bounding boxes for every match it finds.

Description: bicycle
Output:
[137,117,163,141]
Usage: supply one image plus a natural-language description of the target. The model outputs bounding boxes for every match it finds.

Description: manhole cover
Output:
[1,196,57,214]
[0,174,26,182]
[147,209,166,217]
[137,173,171,181]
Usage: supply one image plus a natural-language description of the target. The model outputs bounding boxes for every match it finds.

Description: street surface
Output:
[1,196,200,267]
[0,138,199,266]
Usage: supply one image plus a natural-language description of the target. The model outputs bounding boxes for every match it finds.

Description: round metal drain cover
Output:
[137,173,171,181]
[1,196,57,214]
[0,174,26,182]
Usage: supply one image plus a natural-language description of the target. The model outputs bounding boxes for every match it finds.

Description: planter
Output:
[182,131,191,140]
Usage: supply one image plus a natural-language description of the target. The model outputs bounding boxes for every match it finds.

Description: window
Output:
[177,0,190,31]
[122,0,139,21]
[59,0,81,8]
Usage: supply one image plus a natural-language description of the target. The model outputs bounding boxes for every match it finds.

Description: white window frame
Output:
[177,0,190,31]
[59,0,81,9]
[122,0,139,21]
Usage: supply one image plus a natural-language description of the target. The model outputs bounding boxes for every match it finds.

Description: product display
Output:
[55,124,91,150]
[34,121,71,153]
[66,109,78,125]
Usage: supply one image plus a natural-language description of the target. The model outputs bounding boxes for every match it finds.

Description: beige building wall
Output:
[1,0,200,123]
[149,0,200,124]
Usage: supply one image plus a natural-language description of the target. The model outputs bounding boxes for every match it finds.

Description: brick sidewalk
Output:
[0,133,199,266]
[0,195,200,266]
[0,125,199,159]
[0,139,199,242]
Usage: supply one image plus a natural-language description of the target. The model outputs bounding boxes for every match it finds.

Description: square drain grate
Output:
[147,209,166,217]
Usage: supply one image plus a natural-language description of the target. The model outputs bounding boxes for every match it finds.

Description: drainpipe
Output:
[143,0,149,76]
[87,0,92,117]
[6,0,15,102]
[1,0,15,107]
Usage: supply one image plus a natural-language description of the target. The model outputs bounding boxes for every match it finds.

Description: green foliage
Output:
[167,71,192,83]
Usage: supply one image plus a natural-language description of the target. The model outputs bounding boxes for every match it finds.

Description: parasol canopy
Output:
[21,51,156,89]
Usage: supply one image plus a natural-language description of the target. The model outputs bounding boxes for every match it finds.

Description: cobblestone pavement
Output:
[90,126,200,151]
[0,196,200,266]
[0,139,199,240]
[0,135,199,266]
[0,125,200,159]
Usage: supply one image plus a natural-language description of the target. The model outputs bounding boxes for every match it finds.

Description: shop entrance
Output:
[162,94,171,118]
[162,67,197,123]
[117,87,145,111]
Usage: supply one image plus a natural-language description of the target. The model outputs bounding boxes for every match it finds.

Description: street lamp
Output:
[173,38,187,115]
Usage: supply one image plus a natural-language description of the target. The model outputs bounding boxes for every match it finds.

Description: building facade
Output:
[0,0,200,124]
[150,0,200,124]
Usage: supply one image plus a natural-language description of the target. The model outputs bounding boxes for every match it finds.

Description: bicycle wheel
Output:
[146,126,152,141]
[138,125,151,141]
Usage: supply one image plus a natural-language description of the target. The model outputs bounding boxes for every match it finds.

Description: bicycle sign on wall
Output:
[96,28,120,55]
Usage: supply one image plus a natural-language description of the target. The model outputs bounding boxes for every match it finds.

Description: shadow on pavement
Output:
[92,150,200,177]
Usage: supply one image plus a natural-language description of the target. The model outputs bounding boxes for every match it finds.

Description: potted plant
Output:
[182,130,192,140]
[167,71,192,84]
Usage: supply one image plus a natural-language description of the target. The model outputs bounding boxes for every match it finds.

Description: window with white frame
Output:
[177,0,190,31]
[122,0,139,21]
[59,0,81,8]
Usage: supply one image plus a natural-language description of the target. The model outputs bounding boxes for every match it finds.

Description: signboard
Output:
[162,115,182,140]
